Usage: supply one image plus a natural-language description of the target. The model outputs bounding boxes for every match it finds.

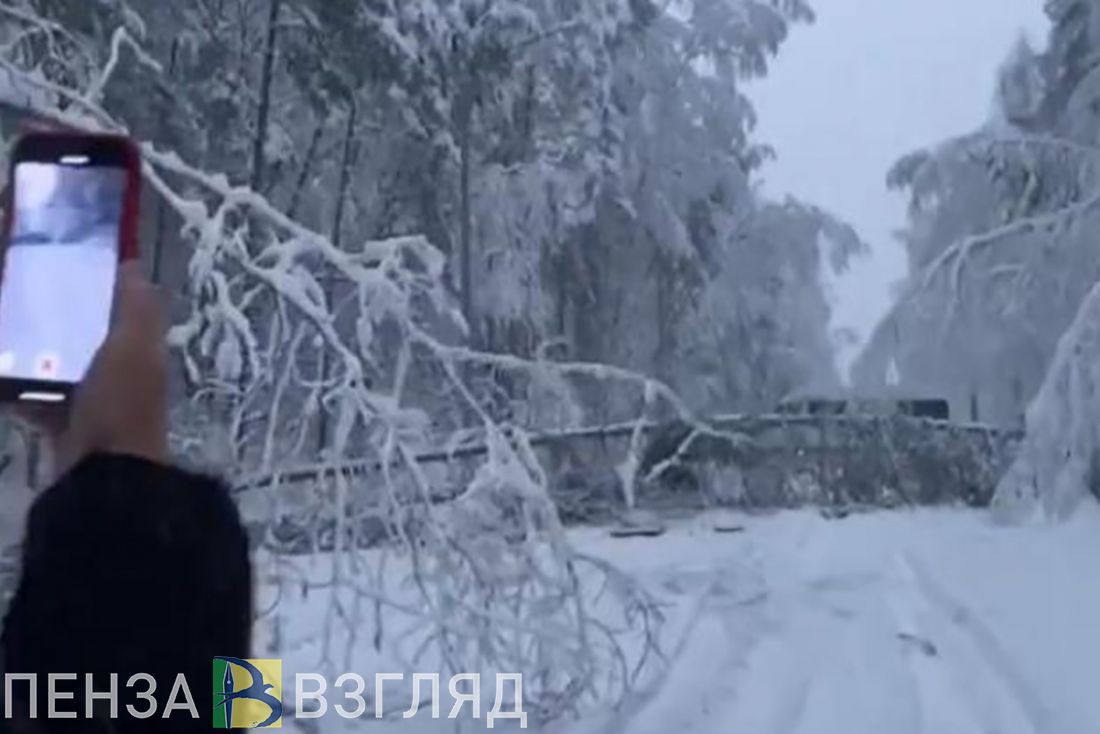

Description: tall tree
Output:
[853,1,1100,519]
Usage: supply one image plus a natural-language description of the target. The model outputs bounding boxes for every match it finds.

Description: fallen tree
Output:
[0,3,778,718]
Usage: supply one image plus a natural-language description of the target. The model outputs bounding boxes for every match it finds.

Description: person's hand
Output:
[25,261,168,480]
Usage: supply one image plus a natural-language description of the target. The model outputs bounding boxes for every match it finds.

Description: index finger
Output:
[111,260,164,344]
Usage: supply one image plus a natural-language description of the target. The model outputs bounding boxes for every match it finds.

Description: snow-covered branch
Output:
[0,6,767,715]
[993,280,1100,522]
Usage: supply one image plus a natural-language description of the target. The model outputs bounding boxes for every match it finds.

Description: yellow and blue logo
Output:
[212,658,283,729]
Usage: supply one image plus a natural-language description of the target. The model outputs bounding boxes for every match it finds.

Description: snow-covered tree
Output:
[854,1,1100,519]
[687,198,861,411]
[0,0,869,715]
[996,35,1045,128]
[558,0,843,415]
[0,0,676,715]
[992,280,1100,522]
[854,15,1092,421]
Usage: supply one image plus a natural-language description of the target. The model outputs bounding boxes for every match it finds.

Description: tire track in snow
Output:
[889,554,1010,733]
[709,514,909,734]
[709,515,839,734]
[611,514,835,734]
[616,514,830,734]
[707,607,819,734]
[841,579,924,734]
[764,548,925,734]
[899,553,1073,734]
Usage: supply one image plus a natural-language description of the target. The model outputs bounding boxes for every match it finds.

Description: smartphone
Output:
[0,132,140,403]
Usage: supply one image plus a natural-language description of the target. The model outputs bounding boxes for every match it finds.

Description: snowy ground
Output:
[278,505,1100,733]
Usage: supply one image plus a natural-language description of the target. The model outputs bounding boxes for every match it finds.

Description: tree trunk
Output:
[548,183,569,343]
[654,253,670,383]
[151,39,180,285]
[456,79,476,342]
[459,112,473,340]
[556,251,568,337]
[250,0,281,194]
[228,0,280,454]
[317,102,358,454]
[287,119,324,220]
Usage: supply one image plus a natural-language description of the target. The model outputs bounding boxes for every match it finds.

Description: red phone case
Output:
[117,136,142,261]
[0,130,142,399]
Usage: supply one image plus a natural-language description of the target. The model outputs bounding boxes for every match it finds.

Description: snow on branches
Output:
[0,2,774,717]
[993,281,1100,522]
[868,10,1100,519]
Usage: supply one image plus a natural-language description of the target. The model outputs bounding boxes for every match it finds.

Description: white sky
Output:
[747,0,1050,378]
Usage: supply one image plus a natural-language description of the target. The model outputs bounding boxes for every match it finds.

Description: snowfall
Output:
[273,504,1100,734]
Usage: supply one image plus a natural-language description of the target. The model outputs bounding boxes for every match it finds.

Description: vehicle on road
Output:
[776,394,950,421]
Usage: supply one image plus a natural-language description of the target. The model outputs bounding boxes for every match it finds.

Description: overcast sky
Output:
[747,0,1049,378]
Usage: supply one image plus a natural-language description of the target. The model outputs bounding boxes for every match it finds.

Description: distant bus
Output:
[776,396,950,421]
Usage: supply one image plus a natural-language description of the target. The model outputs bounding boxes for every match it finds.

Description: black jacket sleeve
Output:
[0,453,251,729]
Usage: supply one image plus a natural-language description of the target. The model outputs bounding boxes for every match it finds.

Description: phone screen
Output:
[0,161,126,384]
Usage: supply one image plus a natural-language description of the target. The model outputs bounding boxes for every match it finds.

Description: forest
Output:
[0,0,1098,731]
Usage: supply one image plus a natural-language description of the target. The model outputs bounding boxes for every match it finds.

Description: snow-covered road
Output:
[280,505,1100,733]
[557,507,1100,734]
